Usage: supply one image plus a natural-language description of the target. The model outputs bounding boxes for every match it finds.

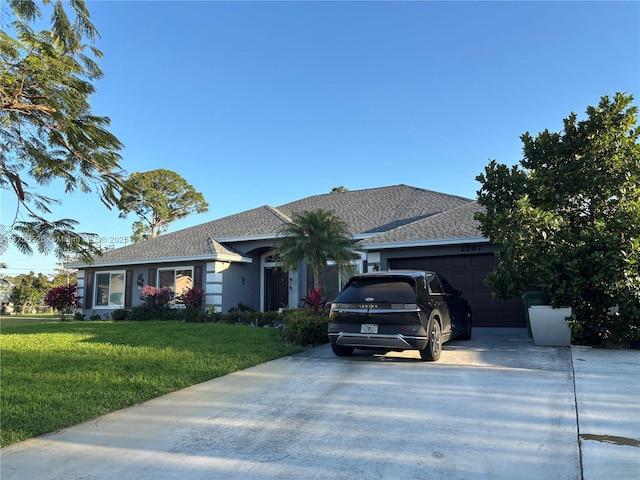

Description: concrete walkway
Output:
[571,345,640,479]
[1,328,638,479]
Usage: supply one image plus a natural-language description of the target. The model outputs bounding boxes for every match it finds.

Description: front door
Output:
[264,267,288,311]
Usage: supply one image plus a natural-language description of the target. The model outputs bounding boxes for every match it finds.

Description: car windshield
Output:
[335,277,417,304]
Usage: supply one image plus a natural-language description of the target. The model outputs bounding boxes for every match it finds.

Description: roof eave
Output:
[215,233,280,243]
[66,253,253,270]
[360,236,490,250]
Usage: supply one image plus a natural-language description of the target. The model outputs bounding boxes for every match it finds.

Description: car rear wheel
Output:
[331,343,354,356]
[460,310,472,341]
[420,320,441,361]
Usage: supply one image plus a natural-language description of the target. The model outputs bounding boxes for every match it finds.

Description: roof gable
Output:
[67,206,288,267]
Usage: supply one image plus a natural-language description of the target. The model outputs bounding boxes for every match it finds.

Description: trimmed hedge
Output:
[109,306,329,347]
[281,309,329,346]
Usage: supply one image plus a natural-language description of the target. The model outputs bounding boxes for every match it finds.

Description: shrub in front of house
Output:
[176,288,205,309]
[183,307,208,323]
[202,307,326,344]
[111,309,128,321]
[140,285,174,307]
[301,288,331,313]
[281,309,329,346]
[109,301,329,347]
[210,309,280,327]
[176,288,207,322]
[126,304,182,321]
[122,285,178,321]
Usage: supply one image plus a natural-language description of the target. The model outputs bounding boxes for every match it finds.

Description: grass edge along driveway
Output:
[0,321,304,447]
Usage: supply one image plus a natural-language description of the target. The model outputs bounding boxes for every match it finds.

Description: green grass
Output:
[0,313,60,329]
[0,321,304,447]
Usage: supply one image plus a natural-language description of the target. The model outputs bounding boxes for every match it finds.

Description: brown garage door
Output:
[388,254,525,327]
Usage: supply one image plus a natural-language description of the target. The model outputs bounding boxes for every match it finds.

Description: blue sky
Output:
[2,0,639,276]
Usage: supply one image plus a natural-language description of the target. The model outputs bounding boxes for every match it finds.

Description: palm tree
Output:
[277,209,359,291]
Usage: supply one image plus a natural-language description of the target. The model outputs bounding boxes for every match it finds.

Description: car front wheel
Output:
[420,320,441,361]
[331,343,354,357]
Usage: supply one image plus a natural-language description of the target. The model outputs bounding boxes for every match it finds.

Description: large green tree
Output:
[476,93,640,345]
[7,271,51,313]
[117,169,209,242]
[277,209,359,291]
[1,0,124,263]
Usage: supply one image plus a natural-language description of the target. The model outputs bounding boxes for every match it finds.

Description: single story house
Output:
[67,184,525,327]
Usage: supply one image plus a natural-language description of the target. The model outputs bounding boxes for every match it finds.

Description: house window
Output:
[320,263,361,301]
[94,271,125,308]
[158,267,193,302]
[264,253,281,263]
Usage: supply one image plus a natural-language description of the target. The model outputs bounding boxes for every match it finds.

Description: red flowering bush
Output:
[140,285,174,307]
[302,288,329,314]
[176,287,205,309]
[44,284,81,321]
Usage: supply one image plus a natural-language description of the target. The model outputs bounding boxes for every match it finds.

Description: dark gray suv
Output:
[328,270,472,361]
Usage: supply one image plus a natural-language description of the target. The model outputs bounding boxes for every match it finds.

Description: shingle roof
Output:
[67,206,290,267]
[278,184,471,234]
[360,201,485,246]
[68,185,478,268]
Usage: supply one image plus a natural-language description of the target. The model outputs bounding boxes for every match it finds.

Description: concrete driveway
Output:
[1,328,638,480]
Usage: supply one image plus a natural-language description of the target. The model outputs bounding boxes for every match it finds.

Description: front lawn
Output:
[0,321,304,447]
[0,313,60,329]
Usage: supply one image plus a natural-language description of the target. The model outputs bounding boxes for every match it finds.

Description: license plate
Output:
[360,323,378,334]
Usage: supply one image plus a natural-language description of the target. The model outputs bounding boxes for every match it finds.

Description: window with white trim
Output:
[94,271,125,308]
[320,262,361,301]
[158,267,193,303]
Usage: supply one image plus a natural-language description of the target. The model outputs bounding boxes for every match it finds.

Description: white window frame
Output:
[157,267,194,305]
[94,270,126,309]
[323,257,364,299]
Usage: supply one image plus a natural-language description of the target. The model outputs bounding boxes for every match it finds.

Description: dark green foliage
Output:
[126,304,179,321]
[109,306,328,346]
[476,93,640,346]
[213,310,281,327]
[277,209,359,291]
[117,169,209,242]
[281,309,329,346]
[111,309,127,321]
[7,272,51,313]
[1,0,125,262]
[228,302,255,313]
[182,307,204,323]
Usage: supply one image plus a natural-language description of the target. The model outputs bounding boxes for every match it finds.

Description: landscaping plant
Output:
[281,308,330,346]
[476,93,640,346]
[140,285,174,307]
[43,284,80,321]
[302,287,330,313]
[277,209,359,290]
[176,287,205,309]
